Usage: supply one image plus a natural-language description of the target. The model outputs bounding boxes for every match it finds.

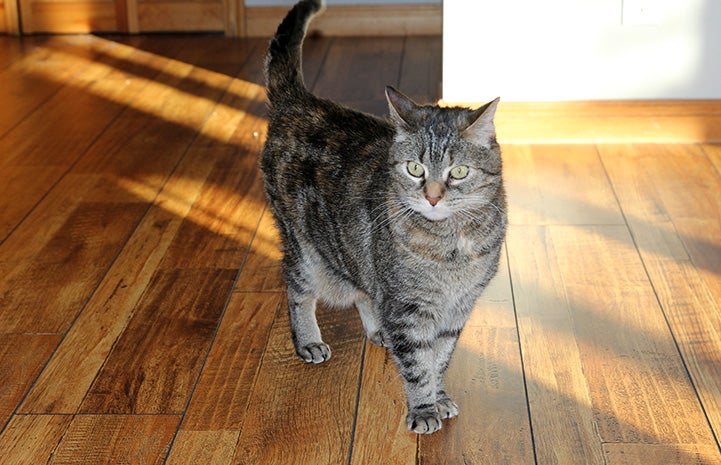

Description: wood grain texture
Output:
[79,268,236,414]
[550,224,714,445]
[507,225,606,465]
[398,36,442,103]
[166,430,239,465]
[599,143,721,445]
[180,292,281,431]
[503,144,624,226]
[313,37,404,107]
[232,301,365,465]
[0,335,60,428]
[19,146,224,415]
[351,344,416,465]
[603,443,721,465]
[0,415,72,465]
[50,415,178,465]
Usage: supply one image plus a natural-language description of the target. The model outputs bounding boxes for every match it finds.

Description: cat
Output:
[260,0,506,434]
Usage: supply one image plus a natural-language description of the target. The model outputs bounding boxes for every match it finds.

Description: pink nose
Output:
[426,195,441,207]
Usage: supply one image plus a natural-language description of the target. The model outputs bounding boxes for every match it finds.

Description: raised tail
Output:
[265,0,324,103]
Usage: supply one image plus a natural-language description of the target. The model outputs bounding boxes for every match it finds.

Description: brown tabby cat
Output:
[260,0,506,434]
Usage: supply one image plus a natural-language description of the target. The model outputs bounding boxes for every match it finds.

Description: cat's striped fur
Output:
[261,0,506,434]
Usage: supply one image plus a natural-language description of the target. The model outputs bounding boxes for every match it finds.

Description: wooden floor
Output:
[0,34,721,465]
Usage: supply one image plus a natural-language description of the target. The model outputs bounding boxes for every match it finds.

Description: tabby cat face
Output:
[385,87,501,222]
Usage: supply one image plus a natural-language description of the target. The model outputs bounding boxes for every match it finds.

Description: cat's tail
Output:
[265,0,324,103]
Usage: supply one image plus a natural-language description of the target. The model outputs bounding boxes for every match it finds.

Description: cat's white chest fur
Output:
[456,234,475,256]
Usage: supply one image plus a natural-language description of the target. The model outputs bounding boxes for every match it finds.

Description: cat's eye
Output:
[406,161,425,178]
[449,165,470,180]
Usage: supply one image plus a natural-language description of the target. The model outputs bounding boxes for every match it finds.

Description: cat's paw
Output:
[406,407,442,434]
[367,331,386,347]
[297,342,331,364]
[436,396,459,419]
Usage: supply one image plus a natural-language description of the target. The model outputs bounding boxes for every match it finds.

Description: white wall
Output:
[443,0,721,102]
[246,0,440,6]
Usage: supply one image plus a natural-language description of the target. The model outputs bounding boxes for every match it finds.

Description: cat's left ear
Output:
[385,86,419,127]
[461,97,500,146]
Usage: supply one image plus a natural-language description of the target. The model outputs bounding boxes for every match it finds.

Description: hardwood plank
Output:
[398,36,441,103]
[704,144,721,175]
[166,430,239,465]
[232,300,364,465]
[19,148,220,414]
[599,143,721,444]
[234,209,284,293]
[79,269,236,414]
[312,37,404,106]
[604,443,721,465]
[21,40,269,415]
[180,292,280,431]
[49,415,178,465]
[420,248,534,465]
[0,335,60,428]
[0,37,27,70]
[0,415,72,465]
[0,39,232,334]
[154,144,265,271]
[0,36,113,143]
[350,344,416,465]
[549,224,717,445]
[0,36,177,241]
[507,225,605,465]
[503,144,624,226]
[0,202,149,333]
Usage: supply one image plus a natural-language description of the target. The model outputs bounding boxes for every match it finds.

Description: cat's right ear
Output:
[385,86,417,128]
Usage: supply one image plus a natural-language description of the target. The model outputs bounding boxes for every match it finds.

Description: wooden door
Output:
[16,0,235,33]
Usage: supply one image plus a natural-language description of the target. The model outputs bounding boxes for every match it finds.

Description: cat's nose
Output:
[425,195,442,207]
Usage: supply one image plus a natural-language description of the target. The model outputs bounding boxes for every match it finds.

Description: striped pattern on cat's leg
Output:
[287,287,330,364]
[432,329,462,419]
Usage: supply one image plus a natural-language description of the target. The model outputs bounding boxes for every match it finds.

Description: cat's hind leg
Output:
[288,286,331,363]
[355,295,385,347]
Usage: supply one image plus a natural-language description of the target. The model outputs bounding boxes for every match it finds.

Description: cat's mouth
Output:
[415,203,453,221]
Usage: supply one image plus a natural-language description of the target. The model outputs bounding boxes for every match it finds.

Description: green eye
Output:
[406,161,425,178]
[449,165,470,180]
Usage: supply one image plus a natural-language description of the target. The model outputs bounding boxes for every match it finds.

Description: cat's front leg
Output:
[384,308,443,434]
[432,330,462,419]
[287,287,330,364]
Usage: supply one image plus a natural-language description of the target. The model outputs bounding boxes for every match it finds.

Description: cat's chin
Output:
[419,209,452,222]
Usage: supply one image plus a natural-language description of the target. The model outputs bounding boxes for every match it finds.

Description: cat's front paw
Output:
[367,331,386,347]
[297,342,331,364]
[436,395,459,419]
[406,407,442,434]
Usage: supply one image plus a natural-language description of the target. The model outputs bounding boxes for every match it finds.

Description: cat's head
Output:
[385,86,502,222]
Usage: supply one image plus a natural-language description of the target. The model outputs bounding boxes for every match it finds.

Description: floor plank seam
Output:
[346,338,368,465]
[504,244,540,465]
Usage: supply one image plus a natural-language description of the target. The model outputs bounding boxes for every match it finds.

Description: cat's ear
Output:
[385,86,418,127]
[461,97,500,147]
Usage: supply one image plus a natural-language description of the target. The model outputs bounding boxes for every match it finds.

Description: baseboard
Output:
[441,100,721,144]
[244,4,441,37]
